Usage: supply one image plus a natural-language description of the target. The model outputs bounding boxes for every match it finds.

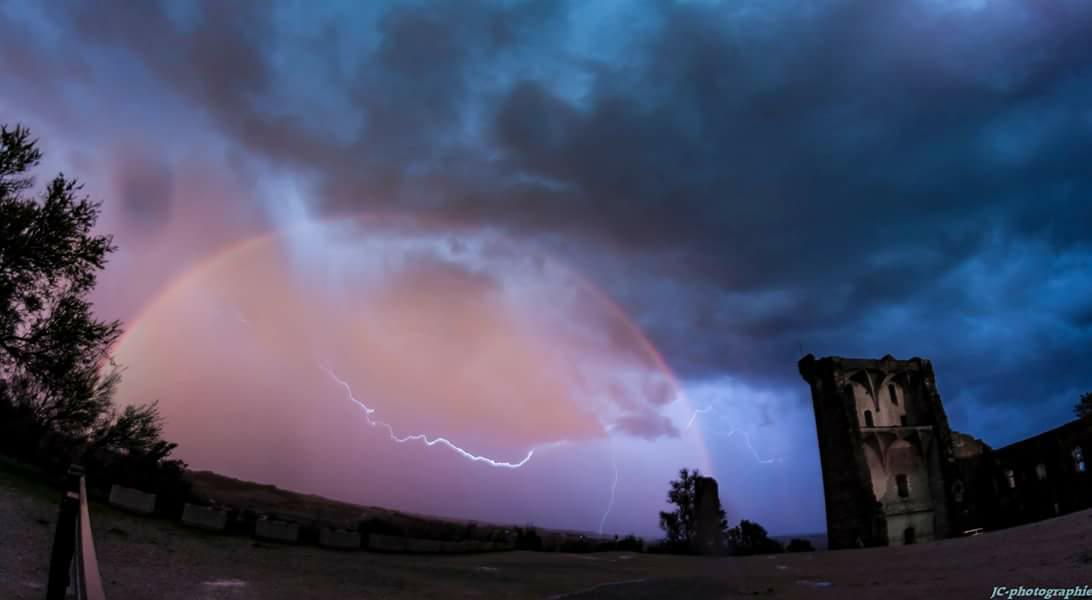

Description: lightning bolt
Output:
[317,361,558,469]
[234,308,618,526]
[598,445,619,535]
[718,429,781,465]
[684,405,714,432]
[683,405,782,465]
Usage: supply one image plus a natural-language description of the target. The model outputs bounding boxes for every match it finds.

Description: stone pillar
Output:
[693,476,723,554]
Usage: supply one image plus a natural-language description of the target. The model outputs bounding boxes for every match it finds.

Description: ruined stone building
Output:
[799,353,1092,550]
[798,355,962,549]
[957,418,1092,530]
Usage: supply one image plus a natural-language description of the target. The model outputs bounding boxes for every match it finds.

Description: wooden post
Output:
[46,465,84,600]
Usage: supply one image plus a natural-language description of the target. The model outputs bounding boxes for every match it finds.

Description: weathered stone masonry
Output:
[799,354,964,550]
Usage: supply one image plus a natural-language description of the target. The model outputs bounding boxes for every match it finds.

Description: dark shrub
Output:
[726,520,785,556]
[786,538,815,552]
[617,534,645,552]
[560,536,596,553]
[358,517,404,538]
[513,526,543,551]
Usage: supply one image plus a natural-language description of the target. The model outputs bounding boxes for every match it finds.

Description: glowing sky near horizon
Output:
[3,0,1091,536]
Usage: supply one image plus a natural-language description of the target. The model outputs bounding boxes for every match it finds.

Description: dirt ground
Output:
[2,465,1090,599]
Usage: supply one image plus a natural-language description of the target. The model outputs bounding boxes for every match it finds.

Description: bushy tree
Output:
[91,399,178,462]
[0,125,122,441]
[786,538,815,553]
[1075,392,1092,419]
[658,468,729,552]
[513,525,543,551]
[726,519,785,555]
[616,534,645,552]
[0,124,176,475]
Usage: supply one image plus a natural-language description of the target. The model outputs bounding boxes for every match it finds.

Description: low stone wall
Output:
[319,528,361,550]
[255,519,299,543]
[366,534,512,554]
[366,533,408,552]
[108,485,156,515]
[407,538,445,553]
[181,504,228,532]
[102,478,519,556]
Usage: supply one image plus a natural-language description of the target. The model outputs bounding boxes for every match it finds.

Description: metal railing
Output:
[46,465,106,600]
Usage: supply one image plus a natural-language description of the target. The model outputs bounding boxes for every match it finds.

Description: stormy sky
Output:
[2,0,1091,537]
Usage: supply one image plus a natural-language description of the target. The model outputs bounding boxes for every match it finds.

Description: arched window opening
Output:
[896,473,910,498]
[903,527,916,545]
[1036,464,1047,481]
[1004,469,1016,489]
[952,481,965,504]
[864,410,874,428]
[1074,447,1086,473]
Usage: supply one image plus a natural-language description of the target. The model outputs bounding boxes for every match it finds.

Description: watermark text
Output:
[991,586,1092,600]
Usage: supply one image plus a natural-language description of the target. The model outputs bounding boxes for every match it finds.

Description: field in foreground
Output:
[2,465,1090,599]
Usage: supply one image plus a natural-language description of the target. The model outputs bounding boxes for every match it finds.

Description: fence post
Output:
[46,465,84,600]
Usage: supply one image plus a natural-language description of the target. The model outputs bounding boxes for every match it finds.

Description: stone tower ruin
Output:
[692,476,724,555]
[798,354,962,550]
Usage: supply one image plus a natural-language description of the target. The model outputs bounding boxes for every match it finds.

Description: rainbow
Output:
[108,213,713,471]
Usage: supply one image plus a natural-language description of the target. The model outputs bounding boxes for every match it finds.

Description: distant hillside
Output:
[186,470,394,527]
[185,470,614,540]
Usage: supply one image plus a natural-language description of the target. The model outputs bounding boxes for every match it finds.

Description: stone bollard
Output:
[417,539,445,553]
[181,504,228,532]
[441,540,462,553]
[318,528,361,550]
[255,518,299,543]
[365,533,407,552]
[108,484,156,515]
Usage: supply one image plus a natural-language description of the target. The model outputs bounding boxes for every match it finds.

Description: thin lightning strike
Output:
[598,446,619,535]
[684,405,714,432]
[719,429,781,465]
[317,361,544,469]
[684,405,782,465]
[235,308,618,527]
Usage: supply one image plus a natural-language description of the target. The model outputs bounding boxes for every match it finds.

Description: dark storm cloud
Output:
[56,0,274,119]
[22,0,1092,443]
[115,148,174,232]
[612,413,680,441]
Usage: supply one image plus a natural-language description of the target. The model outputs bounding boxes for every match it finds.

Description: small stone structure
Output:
[255,518,299,543]
[181,504,228,532]
[108,485,156,515]
[318,528,361,550]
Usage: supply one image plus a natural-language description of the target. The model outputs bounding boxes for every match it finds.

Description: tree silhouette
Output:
[1075,392,1092,420]
[786,538,815,552]
[658,467,728,552]
[91,400,177,462]
[1,124,122,438]
[725,519,784,555]
[0,124,175,469]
